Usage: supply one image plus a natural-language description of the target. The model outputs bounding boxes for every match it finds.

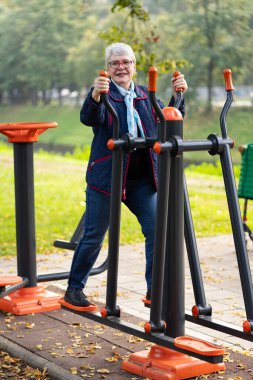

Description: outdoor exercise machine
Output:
[59,68,253,379]
[0,122,62,314]
[0,67,252,379]
[238,143,253,243]
[0,122,104,314]
[54,68,253,339]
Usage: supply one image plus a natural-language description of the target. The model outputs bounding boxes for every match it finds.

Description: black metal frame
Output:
[61,69,253,368]
[51,70,253,340]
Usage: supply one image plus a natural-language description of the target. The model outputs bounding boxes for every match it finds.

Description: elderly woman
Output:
[64,42,188,307]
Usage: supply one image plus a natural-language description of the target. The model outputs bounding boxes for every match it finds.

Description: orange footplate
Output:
[174,336,225,356]
[0,275,23,287]
[59,298,98,312]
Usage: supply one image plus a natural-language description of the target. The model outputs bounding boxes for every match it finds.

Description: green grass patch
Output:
[1,143,252,257]
[1,105,253,164]
[0,105,94,147]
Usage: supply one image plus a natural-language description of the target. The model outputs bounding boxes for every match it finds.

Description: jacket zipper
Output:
[88,155,111,171]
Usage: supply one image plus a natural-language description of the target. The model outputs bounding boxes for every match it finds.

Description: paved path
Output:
[0,234,253,379]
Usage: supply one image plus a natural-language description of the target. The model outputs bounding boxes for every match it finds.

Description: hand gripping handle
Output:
[223,68,234,91]
[99,70,109,93]
[148,67,158,92]
[173,71,184,92]
[99,70,119,138]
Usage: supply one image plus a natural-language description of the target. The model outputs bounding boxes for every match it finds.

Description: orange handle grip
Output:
[99,70,109,78]
[223,68,234,91]
[173,70,183,92]
[98,70,109,94]
[148,67,158,92]
[173,71,181,78]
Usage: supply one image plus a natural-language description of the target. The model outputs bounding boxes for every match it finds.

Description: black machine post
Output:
[218,69,253,323]
[14,143,37,287]
[147,67,171,332]
[162,111,185,338]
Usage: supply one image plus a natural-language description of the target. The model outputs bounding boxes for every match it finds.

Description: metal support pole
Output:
[105,147,123,315]
[149,148,171,329]
[162,116,185,338]
[184,175,209,310]
[220,145,253,320]
[14,143,37,287]
[100,87,123,316]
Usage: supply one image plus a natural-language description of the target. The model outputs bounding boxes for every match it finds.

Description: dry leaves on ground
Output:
[0,350,50,379]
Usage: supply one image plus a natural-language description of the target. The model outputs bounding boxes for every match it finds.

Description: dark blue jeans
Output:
[68,178,157,292]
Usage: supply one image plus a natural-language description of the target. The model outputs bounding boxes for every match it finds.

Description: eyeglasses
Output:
[108,60,133,69]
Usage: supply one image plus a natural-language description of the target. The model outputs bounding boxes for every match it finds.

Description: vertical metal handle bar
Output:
[99,71,123,314]
[184,174,208,308]
[219,69,253,321]
[148,67,166,142]
[219,68,234,139]
[149,149,171,329]
[220,145,253,320]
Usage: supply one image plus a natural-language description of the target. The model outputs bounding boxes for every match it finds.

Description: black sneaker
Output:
[146,290,151,301]
[64,288,91,307]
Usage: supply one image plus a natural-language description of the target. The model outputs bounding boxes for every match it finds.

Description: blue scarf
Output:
[112,80,145,138]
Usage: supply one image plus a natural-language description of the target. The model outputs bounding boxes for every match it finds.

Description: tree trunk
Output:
[206,58,214,113]
[58,88,63,107]
[31,89,38,106]
[41,90,52,105]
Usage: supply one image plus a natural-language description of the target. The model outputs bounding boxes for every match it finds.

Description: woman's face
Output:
[107,54,136,90]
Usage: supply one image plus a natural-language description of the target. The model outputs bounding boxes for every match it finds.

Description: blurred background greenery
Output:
[0,0,253,162]
[1,0,253,255]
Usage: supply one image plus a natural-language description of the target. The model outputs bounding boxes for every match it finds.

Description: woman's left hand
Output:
[171,73,188,99]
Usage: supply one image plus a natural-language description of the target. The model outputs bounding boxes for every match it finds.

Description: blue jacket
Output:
[80,81,185,197]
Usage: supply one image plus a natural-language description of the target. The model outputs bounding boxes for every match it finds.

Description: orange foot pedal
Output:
[0,275,23,288]
[59,298,98,312]
[122,337,225,380]
[174,336,224,356]
[142,295,151,308]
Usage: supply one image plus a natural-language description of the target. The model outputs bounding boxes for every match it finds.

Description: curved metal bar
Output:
[174,91,183,109]
[219,91,233,139]
[37,259,108,283]
[220,69,234,139]
[101,93,120,139]
[149,92,166,142]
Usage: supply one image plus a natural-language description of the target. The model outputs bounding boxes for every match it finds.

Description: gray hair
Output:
[105,42,136,66]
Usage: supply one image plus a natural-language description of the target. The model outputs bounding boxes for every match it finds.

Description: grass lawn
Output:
[1,143,252,257]
[0,105,253,164]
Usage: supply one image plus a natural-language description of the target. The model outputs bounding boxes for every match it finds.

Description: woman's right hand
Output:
[92,76,111,103]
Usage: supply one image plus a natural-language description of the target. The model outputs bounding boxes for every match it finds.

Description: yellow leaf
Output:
[25,322,35,329]
[105,356,118,362]
[69,367,78,375]
[97,369,110,373]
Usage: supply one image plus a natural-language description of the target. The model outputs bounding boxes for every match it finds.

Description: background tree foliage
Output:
[0,0,252,107]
